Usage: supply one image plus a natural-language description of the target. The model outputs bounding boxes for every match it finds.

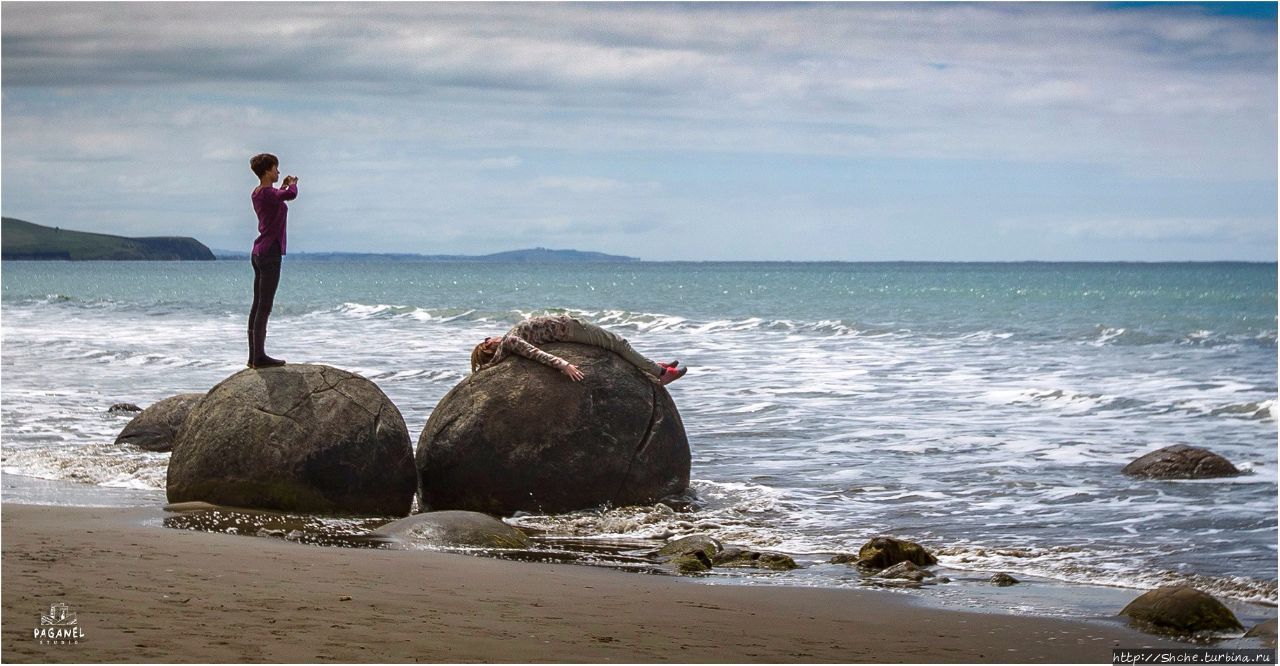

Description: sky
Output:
[2,1,1276,261]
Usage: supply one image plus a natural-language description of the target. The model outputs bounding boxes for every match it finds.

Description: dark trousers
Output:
[248,253,282,362]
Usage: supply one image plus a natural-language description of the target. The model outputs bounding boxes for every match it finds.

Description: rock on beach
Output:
[416,343,690,516]
[115,393,204,452]
[167,364,416,516]
[1119,585,1245,636]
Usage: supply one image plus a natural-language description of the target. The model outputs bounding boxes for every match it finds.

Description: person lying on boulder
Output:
[470,314,687,385]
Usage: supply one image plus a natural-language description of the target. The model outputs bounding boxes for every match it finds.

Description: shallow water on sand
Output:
[2,260,1275,610]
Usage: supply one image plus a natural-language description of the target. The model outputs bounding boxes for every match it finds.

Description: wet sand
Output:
[2,503,1181,663]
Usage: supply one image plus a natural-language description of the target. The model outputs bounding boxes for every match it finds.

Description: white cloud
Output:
[1,2,1274,259]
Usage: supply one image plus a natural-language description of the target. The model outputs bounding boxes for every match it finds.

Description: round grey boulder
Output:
[1119,585,1245,635]
[416,343,690,516]
[115,393,204,452]
[373,511,530,549]
[1122,444,1241,479]
[167,364,415,516]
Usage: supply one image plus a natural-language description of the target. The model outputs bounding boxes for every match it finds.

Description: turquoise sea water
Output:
[2,260,1275,608]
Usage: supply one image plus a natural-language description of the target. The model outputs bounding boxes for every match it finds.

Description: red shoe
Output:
[659,360,680,369]
[659,365,687,386]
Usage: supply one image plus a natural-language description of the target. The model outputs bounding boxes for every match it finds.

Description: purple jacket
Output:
[251,184,297,256]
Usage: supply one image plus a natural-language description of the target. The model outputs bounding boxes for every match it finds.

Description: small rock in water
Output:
[874,561,935,582]
[1121,444,1241,480]
[1245,619,1277,648]
[258,528,286,538]
[855,536,937,570]
[713,547,800,571]
[668,551,713,574]
[372,511,530,549]
[108,403,143,415]
[285,530,304,541]
[657,534,722,559]
[989,573,1020,586]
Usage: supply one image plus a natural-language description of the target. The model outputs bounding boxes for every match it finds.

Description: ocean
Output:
[2,260,1275,615]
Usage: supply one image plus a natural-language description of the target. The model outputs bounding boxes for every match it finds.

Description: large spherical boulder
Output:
[416,343,689,516]
[1119,586,1245,635]
[167,364,415,516]
[1122,444,1241,479]
[115,393,205,452]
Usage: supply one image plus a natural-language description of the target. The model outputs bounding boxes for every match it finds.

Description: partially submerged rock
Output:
[167,364,415,516]
[853,536,938,570]
[1119,586,1245,636]
[373,511,530,549]
[107,402,142,415]
[1245,619,1277,648]
[1122,445,1241,480]
[989,572,1020,587]
[873,561,934,582]
[115,393,204,452]
[658,534,722,559]
[417,343,689,516]
[668,550,713,574]
[713,548,799,571]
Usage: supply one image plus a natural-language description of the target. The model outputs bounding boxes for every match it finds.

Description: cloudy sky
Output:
[3,2,1275,260]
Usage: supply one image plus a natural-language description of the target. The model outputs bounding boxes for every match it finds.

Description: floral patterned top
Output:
[483,315,575,371]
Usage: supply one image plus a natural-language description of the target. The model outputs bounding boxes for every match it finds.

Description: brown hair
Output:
[471,341,498,373]
[249,153,278,178]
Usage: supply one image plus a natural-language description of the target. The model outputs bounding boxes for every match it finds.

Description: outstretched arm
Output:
[501,336,582,381]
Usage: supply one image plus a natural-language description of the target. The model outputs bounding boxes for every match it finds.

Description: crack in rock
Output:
[611,383,662,505]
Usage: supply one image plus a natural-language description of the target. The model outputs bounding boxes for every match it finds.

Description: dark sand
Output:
[3,503,1182,663]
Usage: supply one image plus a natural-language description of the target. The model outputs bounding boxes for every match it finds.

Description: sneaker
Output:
[658,365,687,385]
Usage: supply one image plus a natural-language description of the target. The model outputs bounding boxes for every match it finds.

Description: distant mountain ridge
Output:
[2,218,215,261]
[213,247,639,262]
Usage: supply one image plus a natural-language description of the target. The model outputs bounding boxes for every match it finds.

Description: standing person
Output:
[470,314,687,385]
[247,153,297,368]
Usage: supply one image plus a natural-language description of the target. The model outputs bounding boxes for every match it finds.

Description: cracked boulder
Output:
[115,393,205,452]
[167,364,415,516]
[416,343,689,515]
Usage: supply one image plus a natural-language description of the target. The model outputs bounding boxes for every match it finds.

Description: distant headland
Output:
[2,218,215,261]
[211,247,640,263]
[0,217,638,263]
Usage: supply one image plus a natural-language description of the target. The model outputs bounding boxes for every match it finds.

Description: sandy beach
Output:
[1,503,1188,663]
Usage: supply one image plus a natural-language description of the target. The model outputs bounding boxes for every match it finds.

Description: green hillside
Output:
[1,218,215,260]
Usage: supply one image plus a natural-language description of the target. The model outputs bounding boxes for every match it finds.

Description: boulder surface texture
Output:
[1122,444,1240,479]
[417,343,690,515]
[115,393,204,452]
[167,364,415,516]
[1119,585,1245,635]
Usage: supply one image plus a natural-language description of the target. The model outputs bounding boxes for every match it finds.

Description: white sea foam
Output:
[3,262,1275,606]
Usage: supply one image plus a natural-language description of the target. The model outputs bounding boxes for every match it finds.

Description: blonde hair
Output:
[471,341,497,373]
